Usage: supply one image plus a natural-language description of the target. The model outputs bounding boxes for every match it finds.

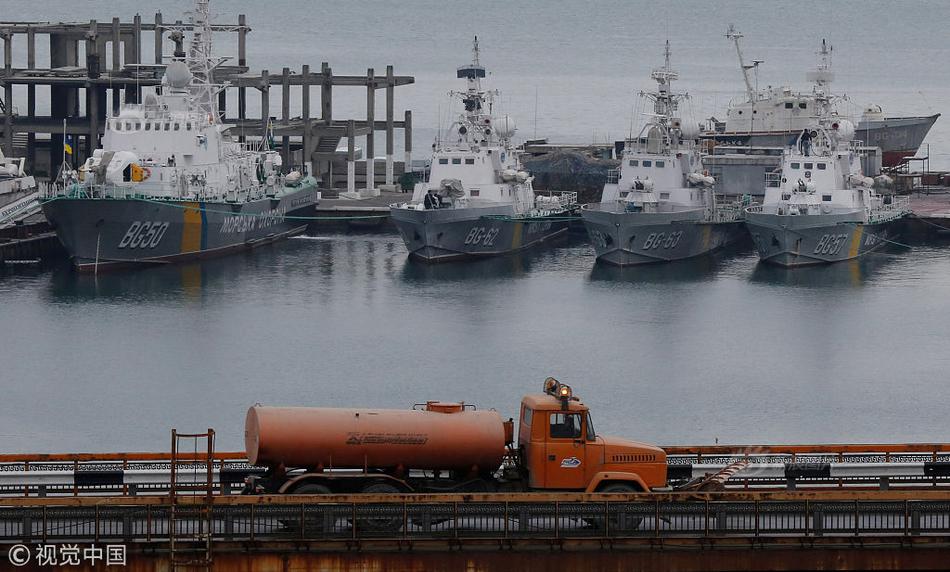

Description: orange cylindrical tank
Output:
[245,403,508,473]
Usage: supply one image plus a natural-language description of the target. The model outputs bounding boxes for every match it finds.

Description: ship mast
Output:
[726,24,756,103]
[454,36,488,124]
[185,0,219,121]
[649,40,680,120]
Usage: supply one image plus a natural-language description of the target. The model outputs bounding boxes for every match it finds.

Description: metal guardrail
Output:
[2,495,950,544]
[5,447,950,498]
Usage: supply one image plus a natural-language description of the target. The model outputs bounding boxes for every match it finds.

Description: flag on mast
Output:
[64,134,74,155]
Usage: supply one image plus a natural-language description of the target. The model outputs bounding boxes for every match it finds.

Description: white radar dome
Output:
[679,121,701,141]
[164,61,193,90]
[495,115,517,139]
[832,119,855,141]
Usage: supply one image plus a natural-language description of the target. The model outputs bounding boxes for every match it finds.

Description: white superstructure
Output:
[400,38,573,215]
[601,41,717,217]
[66,0,291,203]
[757,121,907,222]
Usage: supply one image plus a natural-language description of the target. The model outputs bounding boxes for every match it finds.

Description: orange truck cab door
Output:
[543,411,588,490]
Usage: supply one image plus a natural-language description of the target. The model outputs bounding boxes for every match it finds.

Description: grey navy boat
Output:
[42,0,318,272]
[390,38,575,263]
[702,28,939,169]
[745,121,909,267]
[581,42,745,267]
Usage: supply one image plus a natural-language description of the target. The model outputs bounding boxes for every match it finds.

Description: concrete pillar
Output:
[154,12,163,65]
[111,18,121,113]
[365,68,375,191]
[320,62,332,122]
[281,67,290,170]
[346,120,355,195]
[385,65,395,185]
[3,31,12,156]
[236,14,247,142]
[50,33,78,170]
[218,90,226,121]
[132,14,141,64]
[26,27,35,168]
[301,64,312,176]
[86,21,99,158]
[237,14,247,67]
[404,110,412,184]
[260,70,270,147]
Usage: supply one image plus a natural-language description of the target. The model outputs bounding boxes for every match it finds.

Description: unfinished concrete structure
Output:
[0,13,414,194]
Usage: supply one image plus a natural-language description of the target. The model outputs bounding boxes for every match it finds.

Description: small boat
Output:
[389,37,575,262]
[581,42,745,267]
[745,120,909,267]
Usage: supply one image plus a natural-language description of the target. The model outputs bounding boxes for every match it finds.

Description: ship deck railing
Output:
[41,181,280,205]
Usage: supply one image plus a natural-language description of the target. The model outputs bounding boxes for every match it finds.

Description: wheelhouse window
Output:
[656,160,665,168]
[817,163,826,170]
[438,158,448,165]
[660,192,670,200]
[465,158,475,165]
[470,189,480,197]
[451,158,462,165]
[790,163,800,169]
[549,413,582,439]
[174,123,181,131]
[804,163,813,170]
[628,160,638,167]
[799,102,807,109]
[785,102,793,109]
[822,195,832,202]
[145,123,151,131]
[642,160,652,167]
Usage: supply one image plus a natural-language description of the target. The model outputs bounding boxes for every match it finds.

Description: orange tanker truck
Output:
[243,378,668,495]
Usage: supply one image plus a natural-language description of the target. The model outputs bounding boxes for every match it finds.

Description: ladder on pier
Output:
[169,428,215,571]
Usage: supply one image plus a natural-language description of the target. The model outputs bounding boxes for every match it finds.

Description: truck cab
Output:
[518,378,667,492]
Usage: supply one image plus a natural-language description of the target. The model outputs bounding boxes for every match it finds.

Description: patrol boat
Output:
[702,27,939,168]
[390,38,575,262]
[580,42,744,266]
[745,120,909,267]
[41,0,318,272]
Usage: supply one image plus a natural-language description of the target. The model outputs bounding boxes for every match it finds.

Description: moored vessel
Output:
[581,42,745,267]
[390,38,575,263]
[702,26,939,169]
[41,0,318,272]
[745,120,909,267]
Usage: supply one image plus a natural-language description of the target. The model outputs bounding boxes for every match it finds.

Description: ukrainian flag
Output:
[64,135,74,155]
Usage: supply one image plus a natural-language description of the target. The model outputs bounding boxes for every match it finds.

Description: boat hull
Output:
[745,210,900,267]
[42,186,319,272]
[390,205,569,262]
[703,114,939,168]
[580,207,746,266]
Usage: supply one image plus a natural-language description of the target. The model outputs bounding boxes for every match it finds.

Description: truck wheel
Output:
[293,483,332,495]
[586,483,644,532]
[356,483,403,533]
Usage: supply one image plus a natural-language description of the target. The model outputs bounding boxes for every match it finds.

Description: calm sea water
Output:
[2,233,950,453]
[3,0,949,167]
[2,1,950,454]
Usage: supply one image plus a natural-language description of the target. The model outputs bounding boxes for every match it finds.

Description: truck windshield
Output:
[586,413,596,441]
